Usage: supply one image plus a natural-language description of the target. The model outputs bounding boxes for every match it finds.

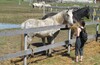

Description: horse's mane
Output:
[50,10,66,24]
[73,7,89,14]
[42,13,57,20]
[52,10,64,17]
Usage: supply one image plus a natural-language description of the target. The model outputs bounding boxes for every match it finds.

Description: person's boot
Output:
[75,56,79,62]
[80,56,83,62]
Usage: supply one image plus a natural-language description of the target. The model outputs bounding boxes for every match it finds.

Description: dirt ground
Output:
[0,40,100,65]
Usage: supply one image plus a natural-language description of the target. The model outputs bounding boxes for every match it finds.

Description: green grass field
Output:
[0,0,43,24]
[0,0,100,65]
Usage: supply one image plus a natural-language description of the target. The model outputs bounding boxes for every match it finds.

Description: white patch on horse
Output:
[21,9,73,42]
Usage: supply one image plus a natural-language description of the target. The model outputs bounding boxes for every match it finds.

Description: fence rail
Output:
[0,21,98,36]
[45,6,100,9]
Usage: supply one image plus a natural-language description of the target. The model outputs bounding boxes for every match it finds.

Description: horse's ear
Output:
[66,10,69,13]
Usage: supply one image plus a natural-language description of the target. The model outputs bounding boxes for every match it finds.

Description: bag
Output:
[80,28,88,43]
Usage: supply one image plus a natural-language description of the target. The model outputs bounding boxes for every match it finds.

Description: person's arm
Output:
[76,27,81,37]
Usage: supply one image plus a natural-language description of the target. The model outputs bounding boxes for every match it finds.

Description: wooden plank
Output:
[0,49,32,61]
[0,24,66,36]
[69,34,96,45]
[33,41,68,53]
[88,35,96,39]
[0,22,99,37]
[46,6,79,9]
[46,6,99,9]
[86,21,99,25]
[97,34,100,37]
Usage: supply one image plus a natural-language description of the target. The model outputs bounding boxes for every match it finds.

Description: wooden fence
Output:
[42,6,100,22]
[0,21,99,65]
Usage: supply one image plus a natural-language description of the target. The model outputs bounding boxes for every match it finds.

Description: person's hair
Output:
[80,20,85,27]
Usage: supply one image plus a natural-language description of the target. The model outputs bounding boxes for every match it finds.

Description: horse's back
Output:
[21,19,39,29]
[21,18,54,29]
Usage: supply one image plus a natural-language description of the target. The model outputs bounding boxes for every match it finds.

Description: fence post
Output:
[19,0,21,5]
[24,34,28,65]
[29,0,32,6]
[67,29,71,54]
[93,9,96,22]
[96,24,99,41]
[50,7,53,12]
[56,4,58,12]
[43,6,45,16]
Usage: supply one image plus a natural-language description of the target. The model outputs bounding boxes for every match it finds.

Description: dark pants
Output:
[75,37,85,56]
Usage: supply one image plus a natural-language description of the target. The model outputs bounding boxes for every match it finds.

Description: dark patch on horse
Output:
[42,12,57,19]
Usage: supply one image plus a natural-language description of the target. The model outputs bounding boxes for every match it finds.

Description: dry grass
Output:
[0,1,43,24]
[0,40,100,65]
[0,1,100,65]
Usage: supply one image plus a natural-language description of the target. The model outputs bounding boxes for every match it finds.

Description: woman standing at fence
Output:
[75,20,86,62]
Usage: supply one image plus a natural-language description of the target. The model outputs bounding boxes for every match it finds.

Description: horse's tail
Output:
[21,22,26,29]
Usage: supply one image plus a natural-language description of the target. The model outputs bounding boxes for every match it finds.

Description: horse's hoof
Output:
[41,51,47,55]
[47,54,53,57]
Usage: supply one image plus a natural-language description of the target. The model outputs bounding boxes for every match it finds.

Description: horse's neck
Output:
[79,8,87,17]
[52,12,64,24]
[74,9,86,19]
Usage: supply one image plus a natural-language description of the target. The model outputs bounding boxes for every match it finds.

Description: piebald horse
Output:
[21,9,73,56]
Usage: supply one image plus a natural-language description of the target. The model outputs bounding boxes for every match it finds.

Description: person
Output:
[75,20,86,62]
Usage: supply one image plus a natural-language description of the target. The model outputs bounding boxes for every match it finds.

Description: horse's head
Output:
[63,9,74,25]
[73,6,90,22]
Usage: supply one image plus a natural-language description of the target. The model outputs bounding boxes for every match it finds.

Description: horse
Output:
[32,2,45,8]
[42,6,90,39]
[32,1,51,9]
[21,9,74,56]
[43,3,51,7]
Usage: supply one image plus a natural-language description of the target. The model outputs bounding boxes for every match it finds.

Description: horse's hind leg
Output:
[41,37,48,55]
[42,37,46,46]
[47,36,54,57]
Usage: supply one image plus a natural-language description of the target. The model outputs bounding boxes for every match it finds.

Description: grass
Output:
[0,0,100,65]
